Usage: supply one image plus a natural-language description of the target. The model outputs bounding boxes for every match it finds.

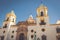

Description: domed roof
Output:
[6,10,16,18]
[56,20,60,24]
[27,15,35,23]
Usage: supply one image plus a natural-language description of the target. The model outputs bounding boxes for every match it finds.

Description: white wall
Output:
[28,25,57,40]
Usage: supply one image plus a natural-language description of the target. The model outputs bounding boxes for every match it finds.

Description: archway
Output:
[19,33,25,40]
[42,35,47,40]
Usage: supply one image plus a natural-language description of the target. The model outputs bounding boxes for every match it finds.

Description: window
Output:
[42,35,47,40]
[6,17,9,21]
[31,35,33,38]
[40,20,46,25]
[56,28,60,33]
[41,11,44,16]
[31,30,33,32]
[12,31,14,33]
[12,18,14,22]
[3,31,5,33]
[42,28,45,32]
[11,35,14,38]
[3,24,7,28]
[57,35,60,40]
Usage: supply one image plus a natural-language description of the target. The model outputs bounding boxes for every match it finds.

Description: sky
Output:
[0,0,60,27]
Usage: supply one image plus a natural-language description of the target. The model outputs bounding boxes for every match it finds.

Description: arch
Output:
[41,35,47,40]
[12,18,14,22]
[40,11,44,16]
[19,33,25,40]
[1,36,4,40]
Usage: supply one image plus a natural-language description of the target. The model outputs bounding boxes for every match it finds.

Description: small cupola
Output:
[27,15,35,23]
[56,20,60,24]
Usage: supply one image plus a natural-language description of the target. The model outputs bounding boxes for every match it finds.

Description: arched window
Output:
[11,35,14,38]
[41,11,44,16]
[6,17,9,21]
[31,30,34,32]
[42,35,47,40]
[31,35,33,38]
[3,24,7,28]
[12,18,14,22]
[19,33,25,40]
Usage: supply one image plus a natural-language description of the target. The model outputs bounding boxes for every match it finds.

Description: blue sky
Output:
[0,0,60,26]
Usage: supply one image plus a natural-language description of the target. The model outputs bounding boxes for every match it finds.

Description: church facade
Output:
[0,4,60,40]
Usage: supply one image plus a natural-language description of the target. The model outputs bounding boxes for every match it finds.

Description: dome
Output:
[27,15,35,23]
[6,10,16,18]
[56,20,60,24]
[29,15,33,19]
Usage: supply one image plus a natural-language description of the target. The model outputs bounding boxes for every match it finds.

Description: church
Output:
[0,4,60,40]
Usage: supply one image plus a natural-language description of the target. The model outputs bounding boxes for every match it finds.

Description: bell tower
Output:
[2,10,16,40]
[36,4,49,25]
[3,10,16,28]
